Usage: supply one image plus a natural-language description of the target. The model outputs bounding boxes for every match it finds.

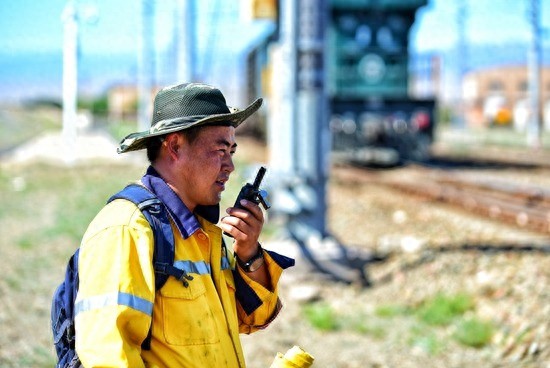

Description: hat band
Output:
[150,114,215,134]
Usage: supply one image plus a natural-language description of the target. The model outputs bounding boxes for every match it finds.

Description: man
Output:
[74,83,294,367]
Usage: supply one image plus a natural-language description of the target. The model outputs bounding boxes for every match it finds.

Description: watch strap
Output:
[236,244,264,272]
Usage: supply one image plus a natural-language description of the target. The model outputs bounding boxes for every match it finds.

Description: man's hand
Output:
[220,199,264,260]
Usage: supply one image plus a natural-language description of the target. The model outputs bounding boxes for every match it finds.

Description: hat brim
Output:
[117,97,263,154]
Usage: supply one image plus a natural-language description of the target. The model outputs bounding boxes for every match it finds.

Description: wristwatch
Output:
[236,245,265,273]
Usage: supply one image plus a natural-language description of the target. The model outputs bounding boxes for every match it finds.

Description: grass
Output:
[103,118,139,143]
[302,292,494,354]
[302,302,391,339]
[0,106,61,149]
[453,317,494,348]
[436,125,550,152]
[302,302,340,331]
[408,325,446,355]
[0,163,145,366]
[375,304,409,318]
[416,292,475,326]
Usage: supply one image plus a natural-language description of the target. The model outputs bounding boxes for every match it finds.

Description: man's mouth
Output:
[216,178,228,189]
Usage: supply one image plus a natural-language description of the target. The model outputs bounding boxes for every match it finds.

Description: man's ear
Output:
[164,133,181,160]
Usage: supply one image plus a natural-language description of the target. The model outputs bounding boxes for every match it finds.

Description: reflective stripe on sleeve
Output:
[75,292,153,317]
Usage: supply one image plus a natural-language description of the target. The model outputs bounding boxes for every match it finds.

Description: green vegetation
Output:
[104,118,138,141]
[437,124,550,150]
[0,106,61,149]
[0,163,144,366]
[408,325,446,355]
[375,304,409,318]
[413,293,493,349]
[302,302,340,331]
[79,95,110,116]
[453,317,494,348]
[302,291,493,354]
[416,292,475,326]
[344,316,387,339]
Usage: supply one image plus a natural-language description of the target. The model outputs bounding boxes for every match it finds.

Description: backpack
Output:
[51,184,193,368]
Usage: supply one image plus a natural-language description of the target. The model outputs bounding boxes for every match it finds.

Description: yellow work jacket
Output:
[74,195,290,367]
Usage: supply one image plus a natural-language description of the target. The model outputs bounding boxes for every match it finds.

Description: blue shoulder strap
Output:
[107,184,194,350]
[107,184,193,290]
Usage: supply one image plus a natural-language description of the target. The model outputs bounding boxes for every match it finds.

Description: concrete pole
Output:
[61,0,78,164]
[268,0,297,177]
[138,0,155,131]
[175,0,195,83]
[455,0,467,128]
[527,0,542,148]
[294,0,329,235]
[268,0,330,235]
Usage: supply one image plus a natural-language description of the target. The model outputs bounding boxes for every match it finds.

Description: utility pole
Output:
[293,0,330,235]
[61,0,78,164]
[267,0,370,284]
[455,0,468,128]
[269,0,329,235]
[268,0,297,183]
[138,0,155,131]
[527,0,542,149]
[175,0,195,83]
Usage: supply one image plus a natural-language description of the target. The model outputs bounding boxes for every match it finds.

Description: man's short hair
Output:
[146,125,203,163]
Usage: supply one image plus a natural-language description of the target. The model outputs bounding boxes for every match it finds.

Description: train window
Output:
[337,14,358,35]
[377,26,400,52]
[387,14,407,33]
[355,25,372,47]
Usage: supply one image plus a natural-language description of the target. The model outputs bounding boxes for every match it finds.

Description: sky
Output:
[0,0,548,103]
[412,0,548,51]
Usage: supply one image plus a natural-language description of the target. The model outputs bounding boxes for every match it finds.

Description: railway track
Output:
[333,164,550,236]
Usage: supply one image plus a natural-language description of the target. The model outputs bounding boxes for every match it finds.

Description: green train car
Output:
[328,0,435,164]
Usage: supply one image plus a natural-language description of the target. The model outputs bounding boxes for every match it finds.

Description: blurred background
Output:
[1,0,549,128]
[1,0,550,367]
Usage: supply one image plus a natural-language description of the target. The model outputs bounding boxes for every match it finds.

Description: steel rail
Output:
[332,165,550,235]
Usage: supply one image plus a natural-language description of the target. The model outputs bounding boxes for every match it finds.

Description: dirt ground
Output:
[240,195,550,367]
[238,138,550,368]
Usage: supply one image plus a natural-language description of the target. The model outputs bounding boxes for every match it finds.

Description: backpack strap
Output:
[107,183,193,350]
[107,184,193,289]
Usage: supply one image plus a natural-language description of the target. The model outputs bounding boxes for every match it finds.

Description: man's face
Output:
[174,125,237,210]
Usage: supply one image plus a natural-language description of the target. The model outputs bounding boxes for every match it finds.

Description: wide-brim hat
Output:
[118,83,263,153]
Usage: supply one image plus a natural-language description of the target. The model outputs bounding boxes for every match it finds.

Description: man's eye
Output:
[217,148,235,156]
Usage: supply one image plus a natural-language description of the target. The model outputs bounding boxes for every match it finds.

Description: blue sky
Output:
[2,0,546,53]
[413,0,549,51]
[0,0,548,102]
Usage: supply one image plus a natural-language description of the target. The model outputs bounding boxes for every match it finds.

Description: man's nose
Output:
[224,156,235,173]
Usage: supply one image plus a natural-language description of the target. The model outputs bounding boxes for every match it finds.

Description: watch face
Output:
[247,257,264,272]
[238,246,264,272]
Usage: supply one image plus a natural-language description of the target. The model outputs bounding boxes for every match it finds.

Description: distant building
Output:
[462,66,550,130]
[108,85,138,121]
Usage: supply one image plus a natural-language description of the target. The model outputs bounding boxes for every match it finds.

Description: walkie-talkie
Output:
[232,166,271,211]
[224,166,270,238]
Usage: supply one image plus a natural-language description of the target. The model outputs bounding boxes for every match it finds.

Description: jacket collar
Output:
[141,166,220,239]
